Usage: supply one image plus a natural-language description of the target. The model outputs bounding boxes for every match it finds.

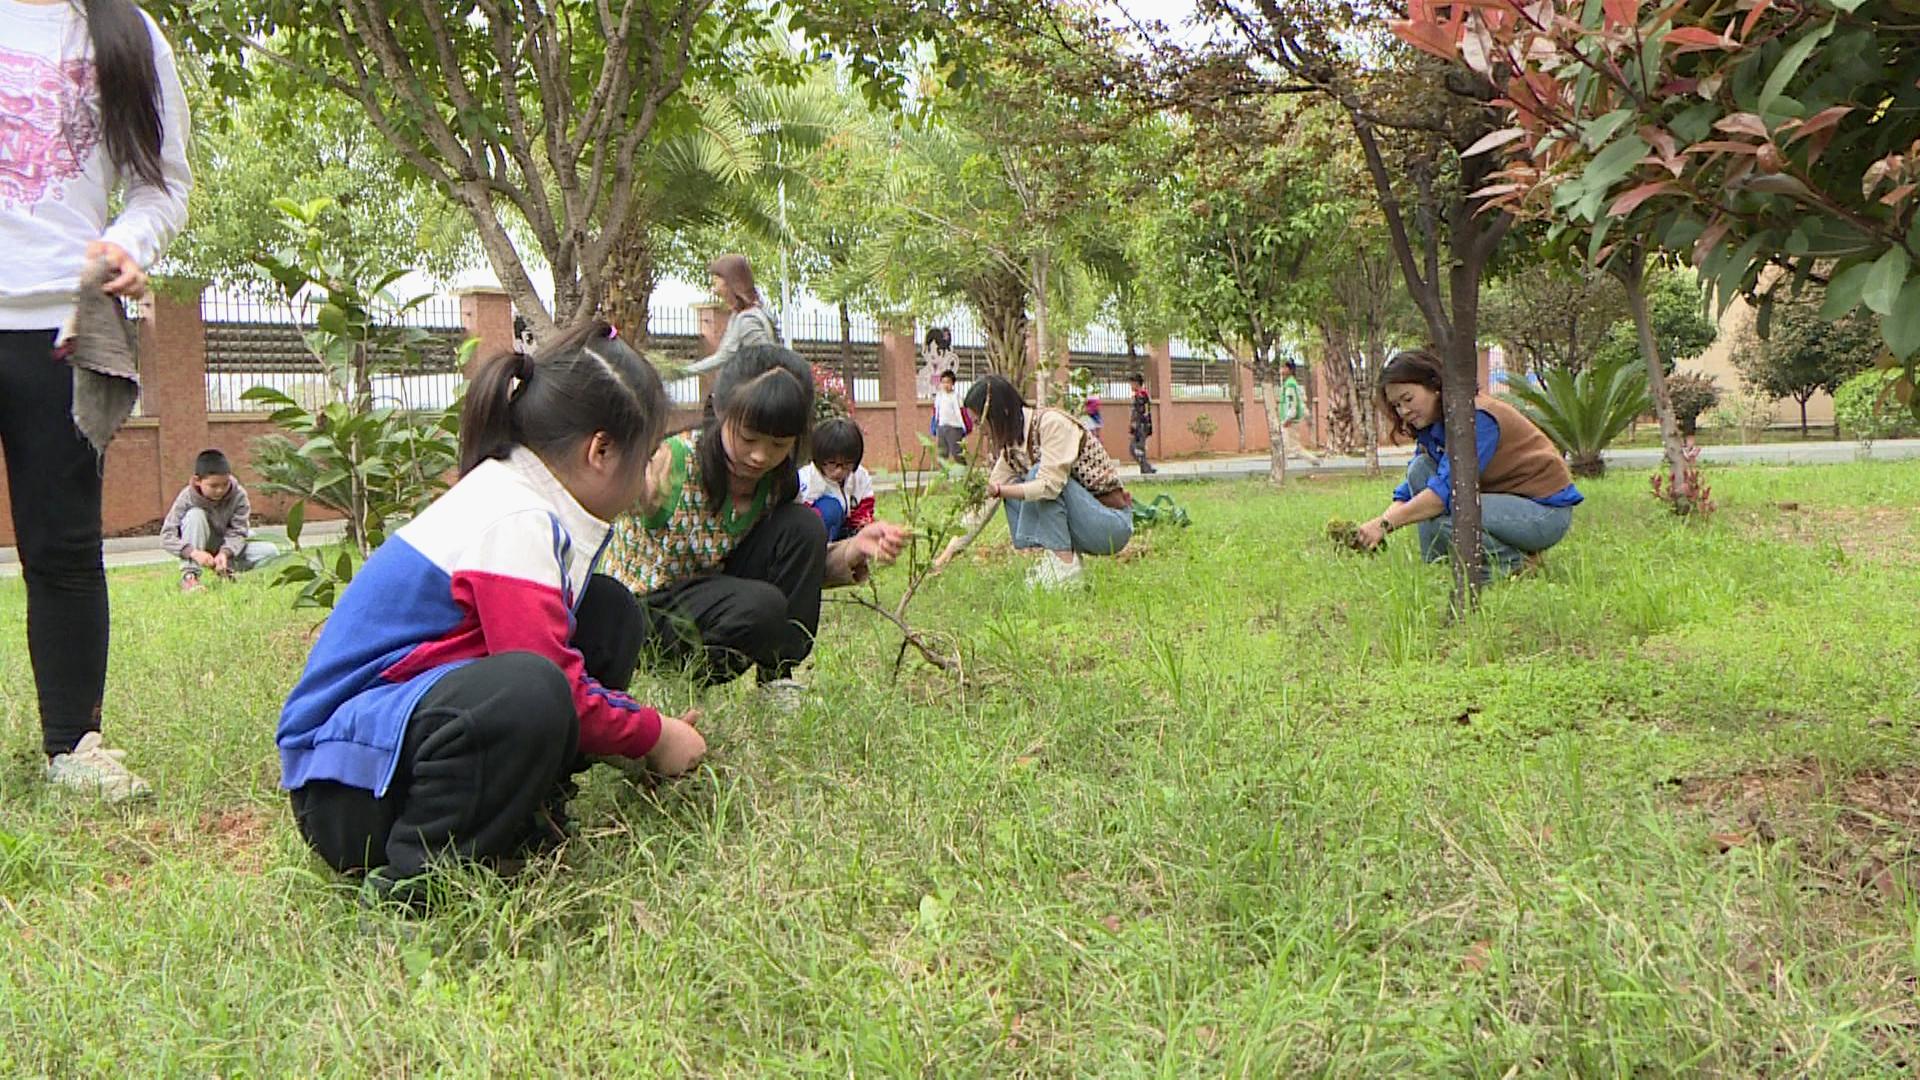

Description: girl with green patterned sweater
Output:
[605,345,905,694]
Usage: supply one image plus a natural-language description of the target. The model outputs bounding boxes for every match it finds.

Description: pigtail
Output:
[458,349,529,476]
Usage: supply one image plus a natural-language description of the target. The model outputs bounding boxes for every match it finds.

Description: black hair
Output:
[938,369,957,384]
[811,417,865,467]
[193,448,231,477]
[1284,360,1299,372]
[700,343,814,509]
[76,0,167,189]
[924,326,952,350]
[459,321,668,479]
[962,374,1027,454]
[1378,347,1446,440]
[1129,372,1146,386]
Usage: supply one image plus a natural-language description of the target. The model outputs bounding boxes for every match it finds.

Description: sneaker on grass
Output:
[47,732,152,802]
[1026,553,1086,592]
[759,676,808,714]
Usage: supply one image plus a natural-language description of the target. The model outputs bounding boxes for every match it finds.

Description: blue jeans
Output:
[1404,455,1572,572]
[1003,469,1133,556]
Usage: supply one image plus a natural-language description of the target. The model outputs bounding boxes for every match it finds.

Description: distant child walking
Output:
[1279,360,1324,466]
[1128,372,1156,474]
[277,324,705,901]
[931,369,970,462]
[161,449,279,591]
[799,418,876,542]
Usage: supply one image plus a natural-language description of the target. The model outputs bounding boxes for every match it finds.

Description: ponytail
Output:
[459,349,533,476]
[458,323,668,478]
[83,0,167,189]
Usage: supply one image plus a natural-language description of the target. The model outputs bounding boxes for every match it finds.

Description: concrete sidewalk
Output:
[4,438,1915,577]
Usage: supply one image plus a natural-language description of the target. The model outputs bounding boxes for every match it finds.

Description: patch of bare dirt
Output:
[1744,505,1920,565]
[1676,761,1920,905]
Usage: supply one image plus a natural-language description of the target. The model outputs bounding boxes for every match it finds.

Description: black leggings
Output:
[637,501,827,685]
[290,574,643,877]
[0,331,108,756]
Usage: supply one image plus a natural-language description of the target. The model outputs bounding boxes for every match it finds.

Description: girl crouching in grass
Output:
[604,344,905,705]
[936,374,1133,590]
[276,324,705,902]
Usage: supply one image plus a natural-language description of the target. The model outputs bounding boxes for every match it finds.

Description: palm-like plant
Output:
[1507,357,1652,477]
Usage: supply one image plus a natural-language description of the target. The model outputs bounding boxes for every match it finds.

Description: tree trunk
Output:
[601,217,655,344]
[967,267,1031,389]
[1361,339,1383,476]
[1030,250,1052,405]
[1230,368,1248,452]
[1799,396,1809,435]
[838,301,856,401]
[1570,453,1606,478]
[1260,368,1289,486]
[1443,249,1490,605]
[1618,248,1693,510]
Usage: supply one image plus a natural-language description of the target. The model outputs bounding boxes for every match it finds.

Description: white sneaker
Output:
[1027,554,1086,591]
[47,732,152,802]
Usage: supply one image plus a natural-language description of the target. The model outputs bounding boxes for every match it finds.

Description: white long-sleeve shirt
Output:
[0,1,192,330]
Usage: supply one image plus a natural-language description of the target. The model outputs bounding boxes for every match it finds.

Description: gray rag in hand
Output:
[59,259,142,454]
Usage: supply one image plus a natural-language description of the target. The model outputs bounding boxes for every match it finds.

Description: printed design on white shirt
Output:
[0,47,99,208]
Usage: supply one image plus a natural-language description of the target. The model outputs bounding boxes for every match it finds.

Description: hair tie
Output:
[514,351,535,382]
[605,323,620,340]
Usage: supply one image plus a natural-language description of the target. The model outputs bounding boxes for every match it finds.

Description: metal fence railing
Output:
[200,289,1236,416]
[1171,356,1234,400]
[202,288,468,414]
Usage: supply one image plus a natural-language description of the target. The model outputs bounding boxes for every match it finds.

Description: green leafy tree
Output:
[1173,97,1357,485]
[1834,368,1917,445]
[1392,0,1920,395]
[1179,0,1518,600]
[243,199,464,609]
[161,0,780,344]
[1482,250,1629,376]
[1591,269,1718,374]
[167,71,473,287]
[1733,293,1880,434]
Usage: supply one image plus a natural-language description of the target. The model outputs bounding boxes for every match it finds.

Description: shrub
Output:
[1188,413,1219,450]
[243,197,464,609]
[1833,368,1916,446]
[1665,372,1720,436]
[1507,356,1651,476]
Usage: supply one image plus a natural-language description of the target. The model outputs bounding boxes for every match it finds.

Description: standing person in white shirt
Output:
[1,0,192,800]
[931,369,970,463]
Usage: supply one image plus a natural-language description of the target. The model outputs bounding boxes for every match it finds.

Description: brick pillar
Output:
[878,323,919,464]
[1147,341,1173,459]
[697,302,731,354]
[1477,345,1492,394]
[1238,362,1263,451]
[457,287,516,369]
[143,279,210,503]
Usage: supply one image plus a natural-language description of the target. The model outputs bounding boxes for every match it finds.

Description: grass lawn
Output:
[4,460,1919,1075]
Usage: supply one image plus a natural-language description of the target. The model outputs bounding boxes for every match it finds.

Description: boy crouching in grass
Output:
[160,449,279,592]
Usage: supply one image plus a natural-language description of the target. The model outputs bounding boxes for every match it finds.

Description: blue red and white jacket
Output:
[276,447,662,796]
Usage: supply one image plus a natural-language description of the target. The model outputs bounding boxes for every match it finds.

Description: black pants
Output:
[638,501,826,685]
[290,574,643,877]
[0,331,109,756]
[1130,428,1155,473]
